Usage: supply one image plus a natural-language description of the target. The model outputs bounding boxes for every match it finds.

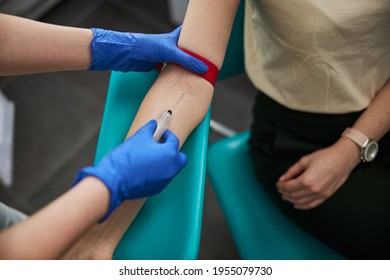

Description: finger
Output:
[140,119,158,136]
[282,191,319,204]
[178,152,188,169]
[161,129,180,149]
[294,197,325,210]
[170,49,208,74]
[130,120,157,140]
[277,177,306,192]
[279,188,314,200]
[278,160,306,182]
[168,25,208,73]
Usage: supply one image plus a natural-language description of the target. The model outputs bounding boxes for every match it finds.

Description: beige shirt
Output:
[244,0,390,113]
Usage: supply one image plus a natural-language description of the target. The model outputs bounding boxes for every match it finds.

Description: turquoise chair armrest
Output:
[95,70,209,259]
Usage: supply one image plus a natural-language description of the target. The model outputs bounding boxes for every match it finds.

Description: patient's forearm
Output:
[129,66,213,143]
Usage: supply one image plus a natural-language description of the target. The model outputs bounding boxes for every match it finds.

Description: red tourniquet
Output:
[156,48,219,86]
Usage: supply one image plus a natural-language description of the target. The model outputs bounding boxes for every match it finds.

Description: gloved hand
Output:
[89,26,208,73]
[73,120,187,219]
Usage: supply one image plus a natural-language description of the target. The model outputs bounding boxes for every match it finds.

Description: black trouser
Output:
[249,91,390,259]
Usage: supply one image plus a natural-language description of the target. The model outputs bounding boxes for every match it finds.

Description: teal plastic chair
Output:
[207,132,344,259]
[94,1,245,260]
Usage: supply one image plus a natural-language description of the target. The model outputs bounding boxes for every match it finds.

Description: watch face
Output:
[363,141,379,162]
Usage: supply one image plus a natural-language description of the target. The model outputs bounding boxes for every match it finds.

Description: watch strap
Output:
[341,127,369,147]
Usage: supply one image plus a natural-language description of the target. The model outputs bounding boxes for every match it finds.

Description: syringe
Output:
[153,109,173,141]
[152,92,186,142]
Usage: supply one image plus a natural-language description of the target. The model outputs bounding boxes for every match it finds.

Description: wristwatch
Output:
[341,127,379,162]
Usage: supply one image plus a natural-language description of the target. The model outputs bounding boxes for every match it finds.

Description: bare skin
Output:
[277,79,390,209]
[61,0,241,259]
[0,177,109,259]
[0,2,239,259]
[0,13,92,75]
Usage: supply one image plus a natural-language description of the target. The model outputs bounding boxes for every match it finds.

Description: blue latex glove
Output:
[89,26,208,73]
[73,120,187,219]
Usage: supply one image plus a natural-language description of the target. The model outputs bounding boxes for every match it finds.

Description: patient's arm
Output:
[61,0,240,259]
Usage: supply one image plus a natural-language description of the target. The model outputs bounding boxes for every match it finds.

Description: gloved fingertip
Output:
[194,59,209,74]
[162,129,180,147]
[179,152,188,168]
[170,49,208,74]
[191,59,209,74]
[140,119,158,135]
[147,119,158,127]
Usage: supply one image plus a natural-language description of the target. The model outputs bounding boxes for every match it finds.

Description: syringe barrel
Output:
[153,110,173,141]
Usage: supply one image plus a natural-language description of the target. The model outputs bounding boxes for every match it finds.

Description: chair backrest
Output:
[218,0,245,80]
[207,131,344,259]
